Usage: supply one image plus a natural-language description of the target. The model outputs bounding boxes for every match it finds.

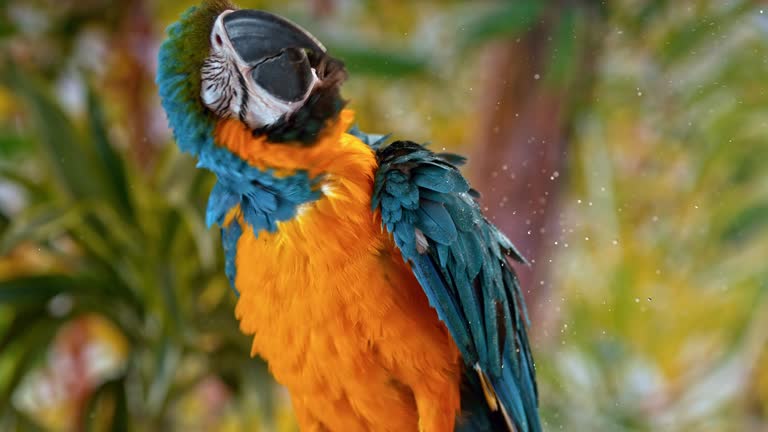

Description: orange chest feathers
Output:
[215,112,462,431]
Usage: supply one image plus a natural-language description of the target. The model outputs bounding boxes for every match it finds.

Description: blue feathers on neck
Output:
[156,6,323,294]
[201,156,322,232]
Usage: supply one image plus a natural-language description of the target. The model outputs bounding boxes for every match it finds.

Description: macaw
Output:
[156,1,541,431]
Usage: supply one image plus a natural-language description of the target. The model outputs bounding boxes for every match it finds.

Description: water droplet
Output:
[534,74,540,80]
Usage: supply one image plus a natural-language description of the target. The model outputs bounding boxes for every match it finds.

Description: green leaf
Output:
[634,0,668,30]
[0,10,16,39]
[1,407,48,432]
[87,201,144,257]
[176,203,216,272]
[3,63,102,201]
[243,359,278,427]
[658,2,752,66]
[0,316,62,410]
[85,377,129,432]
[459,1,544,50]
[111,379,129,432]
[158,208,181,258]
[0,203,80,254]
[86,86,134,219]
[326,42,429,78]
[0,307,51,354]
[0,213,7,236]
[0,164,48,199]
[146,336,181,416]
[0,130,30,158]
[158,264,183,335]
[544,8,580,88]
[78,229,118,266]
[0,274,102,306]
[722,204,768,243]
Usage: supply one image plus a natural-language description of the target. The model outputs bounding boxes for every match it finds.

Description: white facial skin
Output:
[201,10,320,129]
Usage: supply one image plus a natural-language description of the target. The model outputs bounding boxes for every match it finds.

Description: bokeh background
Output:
[1,0,767,430]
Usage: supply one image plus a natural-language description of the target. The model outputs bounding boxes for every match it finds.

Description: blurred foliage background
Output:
[1,0,767,431]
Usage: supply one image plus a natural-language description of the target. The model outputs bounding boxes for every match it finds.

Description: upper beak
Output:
[221,9,325,102]
[222,9,325,66]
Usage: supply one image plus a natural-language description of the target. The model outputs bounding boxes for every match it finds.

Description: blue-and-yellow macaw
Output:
[157,2,541,430]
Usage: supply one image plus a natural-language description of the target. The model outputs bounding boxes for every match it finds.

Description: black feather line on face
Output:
[237,72,248,124]
[201,53,238,118]
[253,51,348,146]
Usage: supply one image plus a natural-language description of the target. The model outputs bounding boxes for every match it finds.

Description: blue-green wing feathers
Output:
[371,140,540,432]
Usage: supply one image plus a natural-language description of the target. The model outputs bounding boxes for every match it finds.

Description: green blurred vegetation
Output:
[1,0,767,431]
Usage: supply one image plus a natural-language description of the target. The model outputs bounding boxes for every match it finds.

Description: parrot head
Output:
[157,0,348,157]
[157,1,360,234]
[201,8,347,134]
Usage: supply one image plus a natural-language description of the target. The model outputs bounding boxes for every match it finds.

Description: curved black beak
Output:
[223,10,325,65]
[222,10,324,102]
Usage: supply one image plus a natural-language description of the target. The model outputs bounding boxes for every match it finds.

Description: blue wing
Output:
[371,140,541,432]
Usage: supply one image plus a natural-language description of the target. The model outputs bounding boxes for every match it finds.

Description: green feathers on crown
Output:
[157,0,234,156]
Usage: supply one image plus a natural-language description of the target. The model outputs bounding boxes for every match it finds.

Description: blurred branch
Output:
[469,3,604,328]
[106,0,157,171]
[309,0,335,18]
